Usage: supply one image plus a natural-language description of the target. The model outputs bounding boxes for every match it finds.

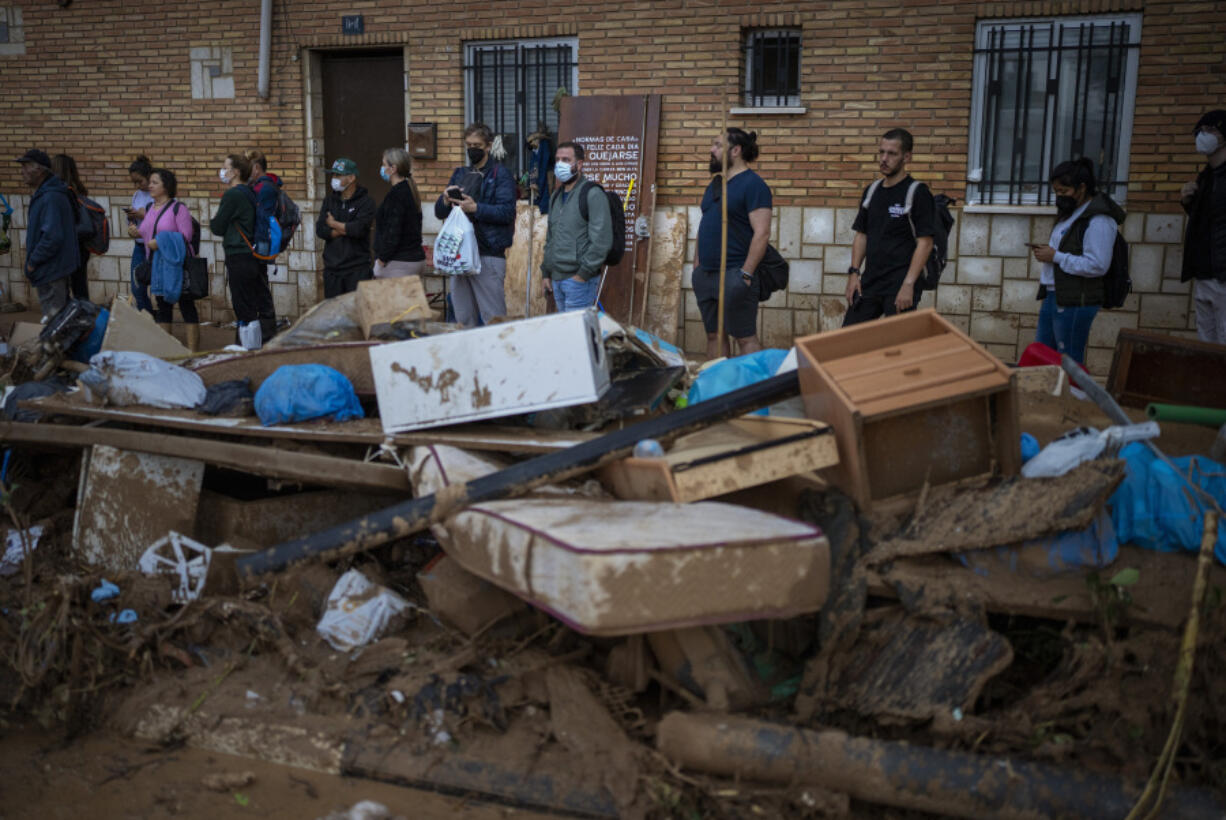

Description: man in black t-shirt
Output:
[843,128,935,326]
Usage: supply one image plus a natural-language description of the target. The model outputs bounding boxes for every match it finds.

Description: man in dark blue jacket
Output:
[17,148,79,320]
[434,123,516,326]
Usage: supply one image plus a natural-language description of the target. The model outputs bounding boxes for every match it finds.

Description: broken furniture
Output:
[1107,328,1226,410]
[236,371,803,577]
[598,415,838,503]
[796,309,1020,511]
[370,308,611,433]
[193,341,380,396]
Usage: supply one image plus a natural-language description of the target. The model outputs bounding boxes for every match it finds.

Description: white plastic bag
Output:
[1022,422,1160,478]
[238,320,263,351]
[317,569,415,651]
[85,350,207,408]
[432,205,480,275]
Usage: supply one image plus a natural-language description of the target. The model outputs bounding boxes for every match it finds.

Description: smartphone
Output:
[446,186,462,200]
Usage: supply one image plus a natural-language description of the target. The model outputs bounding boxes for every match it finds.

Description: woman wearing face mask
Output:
[210,154,277,346]
[1031,158,1126,365]
[127,155,156,315]
[373,148,425,279]
[433,123,516,326]
[137,168,200,351]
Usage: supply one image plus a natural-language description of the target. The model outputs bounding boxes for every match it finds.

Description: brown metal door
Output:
[321,50,403,204]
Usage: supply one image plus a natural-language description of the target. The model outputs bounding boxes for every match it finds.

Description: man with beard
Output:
[694,128,771,359]
[843,128,935,326]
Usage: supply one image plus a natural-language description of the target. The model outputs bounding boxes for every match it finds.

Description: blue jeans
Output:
[554,276,599,312]
[130,243,154,315]
[1036,290,1099,365]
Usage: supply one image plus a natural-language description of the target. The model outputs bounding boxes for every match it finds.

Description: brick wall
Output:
[0,0,1220,369]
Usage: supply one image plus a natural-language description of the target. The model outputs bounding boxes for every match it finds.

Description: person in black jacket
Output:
[17,148,79,320]
[315,157,375,298]
[1181,109,1226,343]
[374,148,425,278]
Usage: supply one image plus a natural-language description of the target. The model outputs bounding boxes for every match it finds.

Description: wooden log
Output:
[0,421,409,492]
[656,712,1224,820]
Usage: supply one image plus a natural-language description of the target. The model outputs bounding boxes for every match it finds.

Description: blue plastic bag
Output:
[687,349,790,416]
[69,307,109,364]
[1110,442,1226,565]
[254,365,364,426]
[957,508,1118,578]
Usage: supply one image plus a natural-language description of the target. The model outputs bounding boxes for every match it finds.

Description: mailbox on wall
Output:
[407,123,436,160]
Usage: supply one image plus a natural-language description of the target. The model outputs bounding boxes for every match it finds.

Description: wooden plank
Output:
[0,421,410,492]
[21,395,597,454]
[191,342,379,394]
[102,296,191,359]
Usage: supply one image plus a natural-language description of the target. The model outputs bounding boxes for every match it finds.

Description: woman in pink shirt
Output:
[132,168,200,351]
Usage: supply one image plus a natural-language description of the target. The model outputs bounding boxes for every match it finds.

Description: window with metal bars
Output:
[743,28,801,108]
[463,38,577,179]
[968,15,1141,206]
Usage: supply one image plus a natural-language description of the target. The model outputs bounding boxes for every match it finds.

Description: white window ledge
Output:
[729,106,807,116]
[962,203,1058,215]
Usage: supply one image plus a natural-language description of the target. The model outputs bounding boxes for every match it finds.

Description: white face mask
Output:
[330,177,344,192]
[1196,131,1221,155]
[554,161,575,183]
[218,167,231,183]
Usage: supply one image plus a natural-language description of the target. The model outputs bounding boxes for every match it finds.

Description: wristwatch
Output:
[847,266,860,275]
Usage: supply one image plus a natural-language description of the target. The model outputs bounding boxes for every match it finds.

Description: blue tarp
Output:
[687,349,790,416]
[1110,442,1226,565]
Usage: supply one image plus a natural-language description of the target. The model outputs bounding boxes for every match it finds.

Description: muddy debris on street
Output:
[1,301,1225,818]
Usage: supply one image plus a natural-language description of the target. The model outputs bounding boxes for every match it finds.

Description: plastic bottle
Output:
[633,439,665,459]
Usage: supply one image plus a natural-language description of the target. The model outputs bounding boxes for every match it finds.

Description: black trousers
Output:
[70,242,90,300]
[226,253,277,342]
[155,294,199,324]
[323,266,372,299]
[842,281,919,327]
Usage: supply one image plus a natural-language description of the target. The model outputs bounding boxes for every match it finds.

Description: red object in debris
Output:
[1018,341,1087,371]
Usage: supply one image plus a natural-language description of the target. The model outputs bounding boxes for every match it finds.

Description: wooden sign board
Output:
[558,94,661,326]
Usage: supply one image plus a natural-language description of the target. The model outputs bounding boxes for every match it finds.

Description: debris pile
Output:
[1,300,1224,818]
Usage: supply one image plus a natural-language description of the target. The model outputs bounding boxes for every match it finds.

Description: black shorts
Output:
[693,266,759,339]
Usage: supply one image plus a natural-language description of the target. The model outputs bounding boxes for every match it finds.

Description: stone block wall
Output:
[665,204,1195,375]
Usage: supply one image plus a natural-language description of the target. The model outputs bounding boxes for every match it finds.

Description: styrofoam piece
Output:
[316,569,415,651]
[370,309,610,433]
[139,531,212,603]
[0,525,45,577]
[439,498,831,636]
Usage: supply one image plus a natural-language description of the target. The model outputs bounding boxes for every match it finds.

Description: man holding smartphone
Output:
[843,128,935,326]
[434,122,516,326]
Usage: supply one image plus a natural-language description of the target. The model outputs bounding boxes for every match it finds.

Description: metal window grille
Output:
[969,16,1141,205]
[743,28,800,107]
[464,39,577,179]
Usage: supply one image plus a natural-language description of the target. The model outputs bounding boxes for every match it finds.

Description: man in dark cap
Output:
[16,148,79,320]
[1181,109,1226,343]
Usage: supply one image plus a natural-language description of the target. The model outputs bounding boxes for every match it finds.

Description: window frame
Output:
[462,36,579,178]
[966,13,1142,207]
[742,27,802,109]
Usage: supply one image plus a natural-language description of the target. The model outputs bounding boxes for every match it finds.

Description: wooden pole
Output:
[716,107,730,355]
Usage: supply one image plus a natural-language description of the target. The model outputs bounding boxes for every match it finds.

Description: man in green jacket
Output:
[540,142,613,311]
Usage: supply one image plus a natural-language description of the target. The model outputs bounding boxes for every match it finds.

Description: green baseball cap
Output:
[328,157,357,175]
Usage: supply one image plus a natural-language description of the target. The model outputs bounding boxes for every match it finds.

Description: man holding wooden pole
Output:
[693,128,771,359]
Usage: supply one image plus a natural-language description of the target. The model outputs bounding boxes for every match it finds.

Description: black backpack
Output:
[574,180,626,267]
[1101,231,1131,310]
[861,179,954,290]
[64,189,110,255]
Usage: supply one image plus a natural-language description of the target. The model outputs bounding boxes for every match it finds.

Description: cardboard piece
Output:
[73,444,204,572]
[7,321,42,348]
[416,553,527,636]
[599,416,839,503]
[102,296,190,359]
[355,275,433,339]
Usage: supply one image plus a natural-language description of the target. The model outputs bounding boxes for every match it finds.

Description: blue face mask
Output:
[554,161,575,183]
[379,166,391,182]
